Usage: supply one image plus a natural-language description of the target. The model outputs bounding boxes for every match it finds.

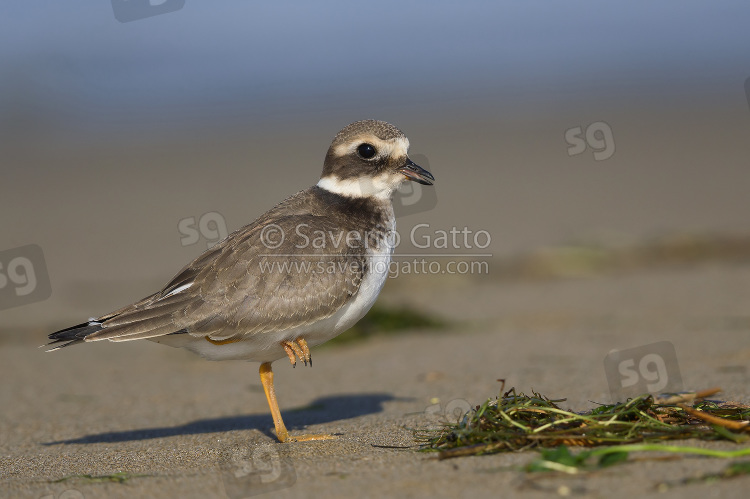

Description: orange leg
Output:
[259,360,336,443]
[259,362,290,442]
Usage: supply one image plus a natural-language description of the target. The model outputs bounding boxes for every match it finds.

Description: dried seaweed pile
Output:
[419,387,750,462]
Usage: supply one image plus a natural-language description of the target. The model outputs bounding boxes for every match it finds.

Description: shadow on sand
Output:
[43,393,398,445]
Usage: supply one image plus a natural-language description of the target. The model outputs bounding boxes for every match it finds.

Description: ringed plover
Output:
[47,120,435,442]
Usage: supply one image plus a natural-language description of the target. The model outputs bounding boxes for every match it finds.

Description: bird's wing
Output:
[74,213,367,343]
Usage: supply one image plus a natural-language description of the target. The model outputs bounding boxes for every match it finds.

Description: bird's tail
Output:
[46,320,105,351]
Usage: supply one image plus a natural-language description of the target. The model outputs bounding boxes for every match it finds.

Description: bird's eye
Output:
[357,143,377,159]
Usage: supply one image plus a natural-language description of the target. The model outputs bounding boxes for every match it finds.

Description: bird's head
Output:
[318,120,434,200]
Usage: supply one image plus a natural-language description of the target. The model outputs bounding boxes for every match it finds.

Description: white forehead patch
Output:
[317,173,403,200]
[333,135,410,159]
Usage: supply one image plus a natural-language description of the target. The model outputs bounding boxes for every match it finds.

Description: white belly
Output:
[314,239,392,338]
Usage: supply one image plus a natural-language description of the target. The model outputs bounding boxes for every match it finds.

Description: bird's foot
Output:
[277,431,337,443]
[280,338,312,367]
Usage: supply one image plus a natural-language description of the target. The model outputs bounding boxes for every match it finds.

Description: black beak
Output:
[398,158,435,185]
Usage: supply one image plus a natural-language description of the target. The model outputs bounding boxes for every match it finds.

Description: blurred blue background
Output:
[2,1,749,137]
